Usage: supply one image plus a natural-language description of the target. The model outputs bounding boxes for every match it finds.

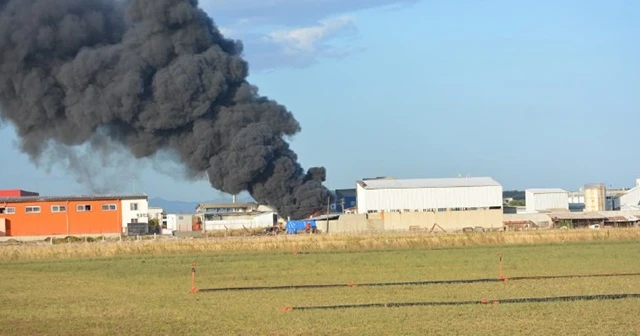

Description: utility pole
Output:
[326,197,330,234]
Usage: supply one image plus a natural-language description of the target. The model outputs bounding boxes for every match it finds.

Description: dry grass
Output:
[1,228,639,262]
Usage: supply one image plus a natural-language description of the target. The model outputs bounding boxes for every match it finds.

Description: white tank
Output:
[584,183,606,212]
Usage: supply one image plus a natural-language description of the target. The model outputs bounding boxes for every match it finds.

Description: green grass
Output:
[1,240,640,335]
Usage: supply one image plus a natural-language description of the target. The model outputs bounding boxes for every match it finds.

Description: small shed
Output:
[504,213,553,230]
[549,212,606,229]
[599,211,640,228]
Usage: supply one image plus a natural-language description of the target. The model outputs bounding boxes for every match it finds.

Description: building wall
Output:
[163,214,193,231]
[382,209,503,231]
[148,207,164,221]
[568,193,585,204]
[176,214,193,231]
[503,213,553,228]
[525,191,569,213]
[121,198,150,231]
[317,214,384,233]
[317,210,502,234]
[620,187,640,210]
[0,199,124,236]
[357,185,503,214]
[163,214,177,230]
[204,212,276,231]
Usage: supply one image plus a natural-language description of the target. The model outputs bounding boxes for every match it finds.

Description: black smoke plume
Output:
[0,0,333,219]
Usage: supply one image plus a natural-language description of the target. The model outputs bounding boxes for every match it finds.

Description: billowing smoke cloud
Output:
[0,0,333,219]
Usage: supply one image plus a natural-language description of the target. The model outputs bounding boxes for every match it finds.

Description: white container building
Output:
[356,177,503,214]
[620,179,640,210]
[525,189,569,213]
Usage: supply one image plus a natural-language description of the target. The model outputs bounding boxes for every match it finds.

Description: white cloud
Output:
[265,16,355,55]
[200,0,421,70]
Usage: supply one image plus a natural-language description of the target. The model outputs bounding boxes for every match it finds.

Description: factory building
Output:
[0,191,149,237]
[525,189,569,213]
[355,176,503,231]
[194,202,278,231]
[620,179,640,210]
[569,191,622,212]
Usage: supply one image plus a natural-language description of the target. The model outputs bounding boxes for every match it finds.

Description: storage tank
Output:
[584,183,606,212]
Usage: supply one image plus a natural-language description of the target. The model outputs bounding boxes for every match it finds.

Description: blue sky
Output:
[1,0,639,201]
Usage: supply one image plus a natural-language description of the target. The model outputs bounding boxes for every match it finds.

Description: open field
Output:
[1,231,640,335]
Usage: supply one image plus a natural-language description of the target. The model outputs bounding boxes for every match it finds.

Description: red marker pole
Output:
[191,263,199,293]
[498,252,508,282]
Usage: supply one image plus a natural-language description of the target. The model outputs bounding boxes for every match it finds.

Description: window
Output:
[25,206,41,214]
[51,205,67,213]
[76,204,92,212]
[130,203,138,211]
[131,218,138,223]
[101,204,117,211]
[178,216,184,220]
[0,207,15,215]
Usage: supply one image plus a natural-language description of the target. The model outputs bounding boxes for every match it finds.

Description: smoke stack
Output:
[0,0,333,220]
[232,194,237,204]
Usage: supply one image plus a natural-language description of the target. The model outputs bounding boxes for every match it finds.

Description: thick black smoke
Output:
[0,0,333,219]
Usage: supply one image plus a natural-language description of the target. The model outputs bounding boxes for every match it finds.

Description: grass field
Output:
[1,231,640,335]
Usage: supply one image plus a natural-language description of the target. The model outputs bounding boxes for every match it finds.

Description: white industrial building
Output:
[525,189,569,213]
[356,177,503,213]
[620,179,640,210]
[354,176,504,231]
[195,202,278,231]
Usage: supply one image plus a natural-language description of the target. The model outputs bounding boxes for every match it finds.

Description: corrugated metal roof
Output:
[358,177,501,189]
[0,194,148,203]
[605,216,639,222]
[309,214,341,221]
[598,210,640,217]
[549,212,606,220]
[526,188,568,194]
[504,213,553,223]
